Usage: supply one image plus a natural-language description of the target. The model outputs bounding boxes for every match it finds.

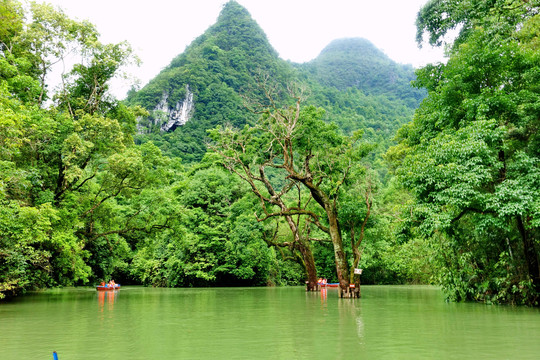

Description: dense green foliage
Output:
[298,38,425,104]
[298,39,426,160]
[392,0,540,305]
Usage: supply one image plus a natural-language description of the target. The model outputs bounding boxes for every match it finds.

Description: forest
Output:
[0,0,538,304]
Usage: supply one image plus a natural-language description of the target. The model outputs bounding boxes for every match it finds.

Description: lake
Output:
[1,286,539,359]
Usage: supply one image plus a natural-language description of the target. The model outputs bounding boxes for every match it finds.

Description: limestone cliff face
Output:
[157,85,195,132]
[128,1,278,143]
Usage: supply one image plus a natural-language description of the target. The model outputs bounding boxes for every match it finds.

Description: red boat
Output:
[323,283,339,288]
[96,284,120,291]
[321,283,355,288]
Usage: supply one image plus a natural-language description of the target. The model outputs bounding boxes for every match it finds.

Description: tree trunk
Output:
[326,206,350,297]
[54,154,66,206]
[296,177,351,297]
[353,274,361,298]
[517,215,540,293]
[351,246,362,298]
[283,215,318,291]
[298,239,318,291]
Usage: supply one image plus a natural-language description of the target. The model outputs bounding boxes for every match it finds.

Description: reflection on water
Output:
[356,315,365,343]
[97,290,119,310]
[320,287,327,301]
[1,286,539,360]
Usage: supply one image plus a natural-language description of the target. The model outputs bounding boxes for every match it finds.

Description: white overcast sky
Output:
[35,0,445,98]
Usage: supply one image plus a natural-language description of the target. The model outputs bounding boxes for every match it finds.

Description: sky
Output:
[34,0,446,99]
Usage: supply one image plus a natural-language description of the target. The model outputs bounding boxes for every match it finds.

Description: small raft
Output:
[96,284,121,291]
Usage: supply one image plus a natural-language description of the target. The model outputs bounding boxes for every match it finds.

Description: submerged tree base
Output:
[338,286,361,298]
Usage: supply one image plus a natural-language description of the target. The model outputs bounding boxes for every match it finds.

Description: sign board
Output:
[354,268,363,275]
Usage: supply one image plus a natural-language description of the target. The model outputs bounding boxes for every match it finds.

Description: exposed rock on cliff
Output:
[159,85,195,132]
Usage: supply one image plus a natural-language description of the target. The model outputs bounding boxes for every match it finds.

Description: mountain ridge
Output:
[127,0,422,162]
[299,38,424,103]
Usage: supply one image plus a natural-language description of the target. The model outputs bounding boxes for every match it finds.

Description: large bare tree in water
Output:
[210,80,373,297]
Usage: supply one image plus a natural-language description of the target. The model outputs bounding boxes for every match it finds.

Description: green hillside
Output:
[300,38,425,106]
[128,2,423,163]
[127,1,295,162]
[297,39,425,180]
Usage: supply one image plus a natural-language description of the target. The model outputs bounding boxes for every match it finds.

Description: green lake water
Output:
[1,286,539,359]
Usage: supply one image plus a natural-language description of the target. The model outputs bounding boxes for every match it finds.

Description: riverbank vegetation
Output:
[1,0,538,305]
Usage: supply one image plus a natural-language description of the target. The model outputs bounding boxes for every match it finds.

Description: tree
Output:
[393,0,540,304]
[415,0,539,49]
[209,122,321,291]
[0,0,171,298]
[210,80,373,297]
[129,165,273,287]
[338,170,376,295]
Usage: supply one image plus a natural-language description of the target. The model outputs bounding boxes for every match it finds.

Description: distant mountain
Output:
[127,1,294,161]
[299,38,425,107]
[127,1,424,163]
[297,38,425,149]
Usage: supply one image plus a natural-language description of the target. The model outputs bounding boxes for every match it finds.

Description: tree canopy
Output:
[392,0,540,304]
